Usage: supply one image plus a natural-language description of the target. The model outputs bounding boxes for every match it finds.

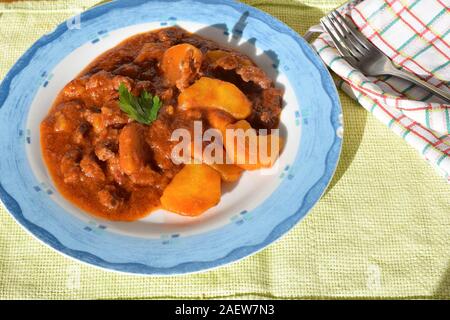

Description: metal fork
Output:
[321,10,450,103]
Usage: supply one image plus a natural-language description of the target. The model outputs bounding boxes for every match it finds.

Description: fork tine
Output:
[333,10,373,50]
[320,17,348,57]
[330,10,369,56]
[320,17,359,67]
[327,14,365,59]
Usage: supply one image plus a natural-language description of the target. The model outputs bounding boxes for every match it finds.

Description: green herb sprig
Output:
[118,83,162,125]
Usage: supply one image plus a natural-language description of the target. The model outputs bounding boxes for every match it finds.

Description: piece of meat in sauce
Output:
[95,139,118,161]
[60,149,82,184]
[84,46,137,74]
[157,27,186,45]
[85,70,134,106]
[132,80,154,97]
[84,100,129,133]
[248,88,283,129]
[80,154,106,182]
[72,121,91,145]
[118,123,163,186]
[147,118,178,172]
[129,167,162,187]
[211,52,272,89]
[60,78,88,102]
[118,123,149,175]
[106,156,130,187]
[134,42,169,65]
[52,101,85,133]
[113,63,142,79]
[98,185,126,211]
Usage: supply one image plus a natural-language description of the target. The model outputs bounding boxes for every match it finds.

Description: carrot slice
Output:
[160,43,203,90]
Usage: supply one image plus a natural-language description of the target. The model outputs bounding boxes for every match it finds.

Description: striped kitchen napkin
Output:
[310,0,450,181]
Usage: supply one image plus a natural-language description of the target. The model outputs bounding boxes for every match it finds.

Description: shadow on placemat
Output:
[326,93,368,192]
[243,0,325,36]
[434,263,450,298]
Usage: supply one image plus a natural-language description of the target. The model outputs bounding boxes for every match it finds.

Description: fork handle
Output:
[388,69,450,103]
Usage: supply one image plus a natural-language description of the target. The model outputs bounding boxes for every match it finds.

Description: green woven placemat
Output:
[0,0,449,300]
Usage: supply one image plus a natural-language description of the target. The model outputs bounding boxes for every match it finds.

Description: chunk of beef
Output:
[129,167,160,186]
[157,27,185,44]
[85,70,134,105]
[248,88,283,129]
[53,101,85,133]
[61,78,87,101]
[73,122,91,144]
[84,101,129,133]
[113,63,142,78]
[60,149,82,184]
[158,87,174,103]
[119,123,149,175]
[147,119,178,171]
[212,53,239,70]
[212,52,272,89]
[182,36,221,52]
[138,64,159,81]
[85,47,136,74]
[92,127,120,146]
[236,65,272,90]
[101,101,130,128]
[80,154,105,182]
[95,140,118,161]
[106,157,129,186]
[132,81,154,97]
[98,185,125,210]
[134,42,168,65]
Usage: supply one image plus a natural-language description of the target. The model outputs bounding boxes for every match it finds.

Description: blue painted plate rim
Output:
[0,0,343,275]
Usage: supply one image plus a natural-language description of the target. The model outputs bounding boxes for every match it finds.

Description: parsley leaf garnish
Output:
[118,83,162,125]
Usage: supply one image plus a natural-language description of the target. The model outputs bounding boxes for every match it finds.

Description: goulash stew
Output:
[41,27,283,221]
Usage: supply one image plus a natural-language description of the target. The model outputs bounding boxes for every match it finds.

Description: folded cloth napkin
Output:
[310,0,450,182]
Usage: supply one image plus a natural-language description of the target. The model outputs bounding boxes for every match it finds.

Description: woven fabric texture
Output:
[312,0,450,181]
